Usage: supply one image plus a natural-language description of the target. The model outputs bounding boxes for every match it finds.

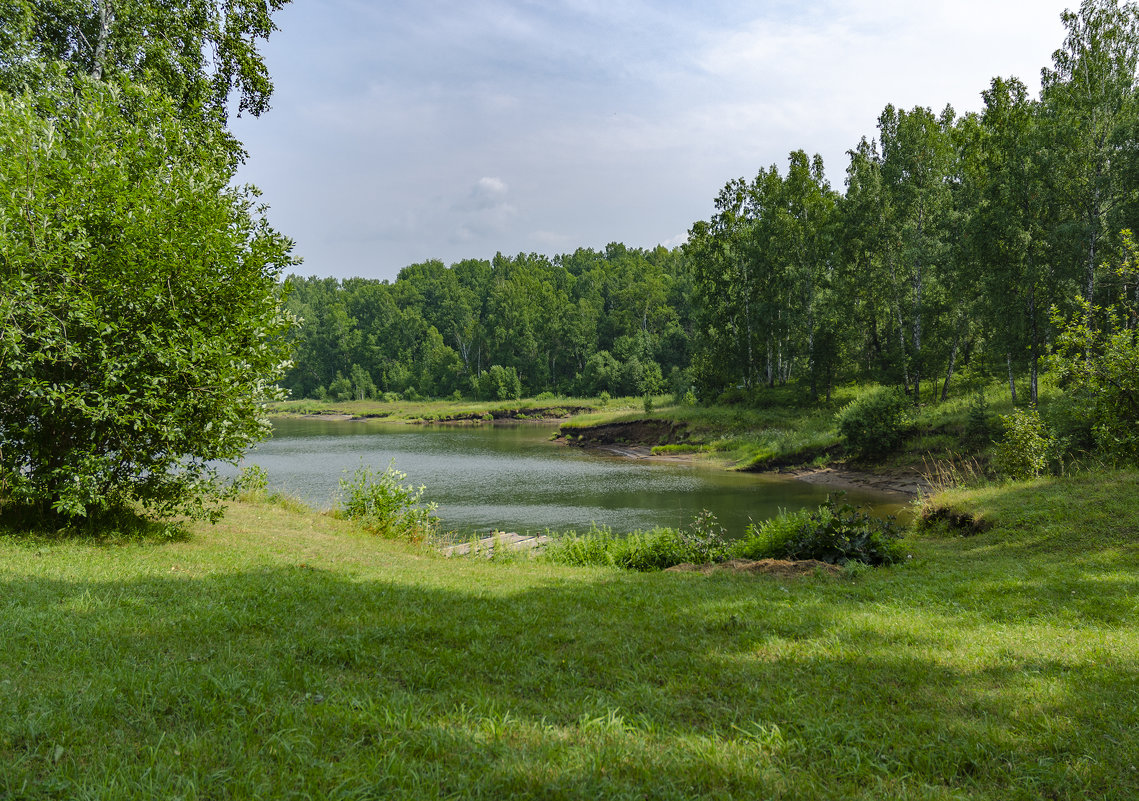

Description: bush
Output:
[478,365,522,401]
[835,387,910,457]
[1050,290,1139,462]
[328,373,353,402]
[993,406,1055,480]
[0,78,293,524]
[730,499,904,566]
[336,461,438,541]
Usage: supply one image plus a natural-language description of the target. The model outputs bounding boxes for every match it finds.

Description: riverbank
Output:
[267,390,989,499]
[3,469,1137,798]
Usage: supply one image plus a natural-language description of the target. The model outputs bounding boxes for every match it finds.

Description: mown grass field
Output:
[3,471,1137,799]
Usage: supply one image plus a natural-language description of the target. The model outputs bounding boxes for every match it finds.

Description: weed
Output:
[336,460,439,541]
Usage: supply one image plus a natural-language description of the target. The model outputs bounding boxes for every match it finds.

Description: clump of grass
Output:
[543,501,905,571]
[543,523,708,571]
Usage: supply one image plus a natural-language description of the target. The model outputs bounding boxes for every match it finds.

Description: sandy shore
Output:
[780,466,931,498]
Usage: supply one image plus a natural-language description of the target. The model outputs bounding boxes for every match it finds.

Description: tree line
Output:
[286,0,1139,410]
[281,244,694,401]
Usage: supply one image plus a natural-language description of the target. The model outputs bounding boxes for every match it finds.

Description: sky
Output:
[230,0,1074,281]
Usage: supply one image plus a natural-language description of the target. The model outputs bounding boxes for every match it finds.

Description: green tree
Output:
[1041,0,1139,307]
[0,77,295,523]
[877,104,958,404]
[0,0,289,127]
[1049,233,1139,460]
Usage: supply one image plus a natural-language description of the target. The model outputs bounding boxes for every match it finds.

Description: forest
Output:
[283,1,1139,414]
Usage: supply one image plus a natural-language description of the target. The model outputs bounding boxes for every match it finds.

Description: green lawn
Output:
[2,471,1137,799]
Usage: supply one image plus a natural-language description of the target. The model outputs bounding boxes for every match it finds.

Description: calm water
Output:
[232,418,906,536]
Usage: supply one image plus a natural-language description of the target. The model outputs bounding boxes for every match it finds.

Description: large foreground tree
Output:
[0,75,295,523]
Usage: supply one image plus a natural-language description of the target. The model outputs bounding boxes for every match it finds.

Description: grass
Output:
[3,469,1139,798]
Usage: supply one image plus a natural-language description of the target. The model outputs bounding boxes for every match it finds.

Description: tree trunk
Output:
[92,1,114,80]
[889,255,911,394]
[940,331,960,402]
[1007,353,1017,404]
[1029,286,1040,405]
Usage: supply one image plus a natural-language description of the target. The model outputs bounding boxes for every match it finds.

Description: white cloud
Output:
[449,176,517,243]
[235,0,1075,279]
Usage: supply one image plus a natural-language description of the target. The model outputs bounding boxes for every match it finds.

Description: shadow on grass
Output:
[2,559,1137,800]
[0,511,191,547]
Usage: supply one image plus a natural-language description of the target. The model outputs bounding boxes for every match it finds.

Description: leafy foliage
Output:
[0,0,291,126]
[993,407,1056,480]
[835,386,910,457]
[733,498,904,566]
[336,461,438,541]
[476,364,523,401]
[0,76,294,523]
[1049,295,1139,462]
[773,497,905,566]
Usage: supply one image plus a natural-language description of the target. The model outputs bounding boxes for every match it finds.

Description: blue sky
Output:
[231,0,1072,280]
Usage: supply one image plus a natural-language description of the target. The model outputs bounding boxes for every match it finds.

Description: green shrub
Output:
[599,391,611,406]
[328,372,353,401]
[835,387,910,457]
[993,406,1055,480]
[730,499,903,566]
[535,391,557,401]
[230,464,269,501]
[779,498,905,566]
[642,394,654,414]
[478,365,523,401]
[1050,292,1139,461]
[336,461,438,541]
[682,509,728,563]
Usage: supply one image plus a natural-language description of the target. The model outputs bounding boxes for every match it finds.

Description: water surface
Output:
[234,418,906,536]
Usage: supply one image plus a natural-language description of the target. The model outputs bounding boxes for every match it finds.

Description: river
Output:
[232,418,906,537]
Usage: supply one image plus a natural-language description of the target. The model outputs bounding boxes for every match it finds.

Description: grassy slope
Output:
[562,382,1059,473]
[2,471,1138,799]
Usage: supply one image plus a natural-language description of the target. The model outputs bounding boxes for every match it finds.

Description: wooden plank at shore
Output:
[441,532,550,557]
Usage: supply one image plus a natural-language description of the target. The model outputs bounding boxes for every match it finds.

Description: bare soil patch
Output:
[782,466,930,498]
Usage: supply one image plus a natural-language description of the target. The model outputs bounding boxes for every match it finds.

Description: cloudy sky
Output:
[230,0,1073,281]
